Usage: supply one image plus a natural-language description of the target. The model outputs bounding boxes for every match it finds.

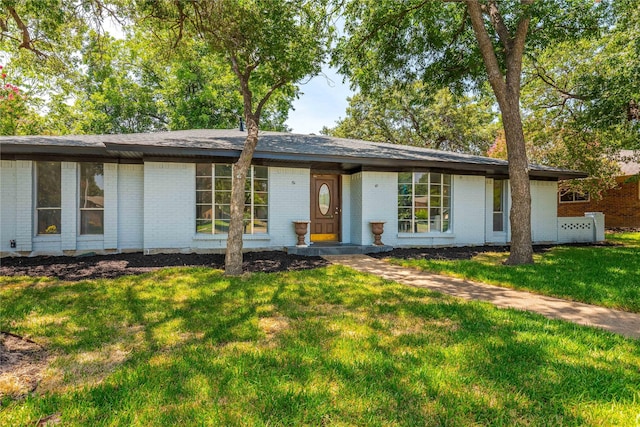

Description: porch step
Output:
[285,244,393,256]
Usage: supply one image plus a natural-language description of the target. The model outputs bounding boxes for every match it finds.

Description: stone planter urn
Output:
[369,221,386,246]
[292,220,310,247]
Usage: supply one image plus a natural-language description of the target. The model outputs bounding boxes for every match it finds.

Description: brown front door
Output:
[311,174,341,242]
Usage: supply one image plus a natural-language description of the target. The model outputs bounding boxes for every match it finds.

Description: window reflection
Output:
[80,163,104,234]
[397,172,451,233]
[196,164,268,234]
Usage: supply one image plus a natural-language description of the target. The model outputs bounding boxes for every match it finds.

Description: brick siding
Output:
[558,177,640,228]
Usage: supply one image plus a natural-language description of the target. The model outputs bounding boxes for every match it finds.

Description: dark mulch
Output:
[0,251,329,281]
[0,242,617,282]
[370,242,618,261]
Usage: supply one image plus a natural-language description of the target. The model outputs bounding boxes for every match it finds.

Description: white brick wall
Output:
[118,164,144,250]
[0,158,579,255]
[103,163,118,249]
[359,172,397,246]
[558,217,595,243]
[0,161,17,253]
[268,167,310,247]
[341,175,351,244]
[485,179,559,245]
[60,162,77,251]
[349,173,363,244]
[15,161,33,252]
[531,180,559,243]
[451,175,486,246]
[191,166,309,251]
[392,173,484,248]
[143,162,195,250]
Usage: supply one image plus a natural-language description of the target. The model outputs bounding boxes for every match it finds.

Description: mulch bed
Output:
[0,242,616,282]
[371,241,617,261]
[0,251,330,281]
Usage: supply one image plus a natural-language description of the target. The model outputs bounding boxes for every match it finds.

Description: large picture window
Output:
[79,163,104,234]
[196,164,268,234]
[36,162,62,235]
[398,172,451,233]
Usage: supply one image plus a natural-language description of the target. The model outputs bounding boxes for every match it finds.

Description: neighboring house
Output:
[558,150,640,229]
[1,129,594,257]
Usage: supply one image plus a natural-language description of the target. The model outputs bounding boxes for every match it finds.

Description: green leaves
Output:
[324,85,498,155]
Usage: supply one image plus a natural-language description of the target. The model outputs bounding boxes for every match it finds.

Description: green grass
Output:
[1,266,639,426]
[389,232,640,313]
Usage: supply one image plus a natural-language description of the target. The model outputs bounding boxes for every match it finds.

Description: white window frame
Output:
[78,162,105,235]
[398,172,452,233]
[196,163,268,235]
[493,179,507,232]
[35,161,62,235]
[559,190,590,203]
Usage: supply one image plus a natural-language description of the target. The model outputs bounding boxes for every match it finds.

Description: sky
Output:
[285,67,353,135]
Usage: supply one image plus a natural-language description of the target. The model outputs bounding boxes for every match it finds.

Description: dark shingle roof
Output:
[0,129,586,179]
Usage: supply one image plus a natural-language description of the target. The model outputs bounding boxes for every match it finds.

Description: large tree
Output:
[335,0,608,264]
[1,2,296,135]
[323,84,498,155]
[139,0,333,275]
[518,0,639,196]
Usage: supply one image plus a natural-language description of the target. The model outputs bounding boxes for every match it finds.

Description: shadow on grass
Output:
[1,266,639,425]
[391,244,640,313]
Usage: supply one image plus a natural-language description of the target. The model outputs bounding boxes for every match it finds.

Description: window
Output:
[79,163,104,234]
[493,179,506,232]
[559,190,589,203]
[196,164,268,234]
[398,172,451,233]
[36,162,61,234]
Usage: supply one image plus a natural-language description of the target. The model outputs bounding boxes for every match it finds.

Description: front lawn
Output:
[388,232,640,313]
[1,266,639,426]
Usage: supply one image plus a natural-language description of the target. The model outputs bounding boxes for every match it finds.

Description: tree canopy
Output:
[323,84,498,155]
[0,1,296,135]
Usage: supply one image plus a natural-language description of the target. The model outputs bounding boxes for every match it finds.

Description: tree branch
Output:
[485,0,512,50]
[511,2,532,64]
[533,62,589,101]
[464,0,506,105]
[255,78,288,118]
[7,6,46,57]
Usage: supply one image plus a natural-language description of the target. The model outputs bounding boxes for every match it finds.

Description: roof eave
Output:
[1,140,586,180]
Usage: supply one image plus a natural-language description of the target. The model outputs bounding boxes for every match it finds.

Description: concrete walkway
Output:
[323,255,640,340]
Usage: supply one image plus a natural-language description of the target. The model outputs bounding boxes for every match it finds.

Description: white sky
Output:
[285,67,352,134]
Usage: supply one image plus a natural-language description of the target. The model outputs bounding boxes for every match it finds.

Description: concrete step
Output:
[286,244,393,256]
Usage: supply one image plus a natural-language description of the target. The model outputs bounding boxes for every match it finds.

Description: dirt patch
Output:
[0,251,329,281]
[0,332,48,399]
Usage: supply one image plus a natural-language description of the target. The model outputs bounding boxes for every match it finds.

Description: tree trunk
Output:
[224,114,260,276]
[465,0,534,265]
[501,96,534,265]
